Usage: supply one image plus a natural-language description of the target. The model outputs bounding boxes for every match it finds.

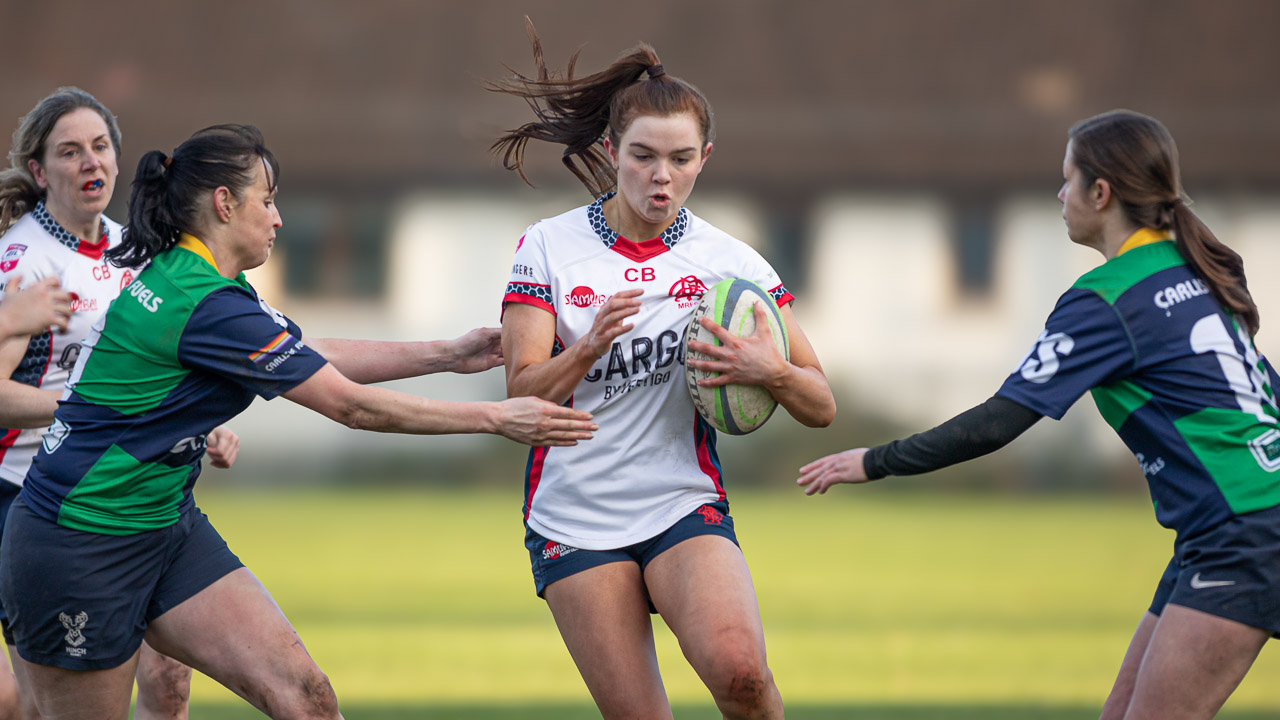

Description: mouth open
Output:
[82,180,104,191]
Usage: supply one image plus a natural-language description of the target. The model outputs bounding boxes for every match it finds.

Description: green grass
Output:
[174,487,1279,717]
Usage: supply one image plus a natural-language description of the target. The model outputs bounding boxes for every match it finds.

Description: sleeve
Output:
[501,224,555,318]
[176,287,329,400]
[863,395,1042,479]
[996,288,1136,420]
[0,242,52,296]
[733,242,793,307]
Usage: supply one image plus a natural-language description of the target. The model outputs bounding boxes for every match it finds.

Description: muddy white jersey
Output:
[0,204,133,485]
[503,193,793,550]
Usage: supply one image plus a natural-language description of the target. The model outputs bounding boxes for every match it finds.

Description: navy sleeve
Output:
[176,287,329,399]
[997,288,1136,420]
[863,396,1042,479]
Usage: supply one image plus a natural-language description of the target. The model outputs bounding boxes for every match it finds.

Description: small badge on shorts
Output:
[59,611,88,657]
[542,541,577,561]
[696,505,724,525]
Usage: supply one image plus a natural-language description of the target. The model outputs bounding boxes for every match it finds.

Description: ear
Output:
[213,186,236,223]
[1092,178,1113,211]
[603,136,619,169]
[27,159,48,190]
[697,142,714,173]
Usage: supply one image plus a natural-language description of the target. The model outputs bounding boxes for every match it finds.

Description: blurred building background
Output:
[5,0,1278,490]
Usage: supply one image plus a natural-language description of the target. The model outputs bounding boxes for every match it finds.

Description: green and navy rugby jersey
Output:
[998,229,1280,539]
[23,235,328,535]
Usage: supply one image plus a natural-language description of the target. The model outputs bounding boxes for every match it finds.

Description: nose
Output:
[1057,184,1067,203]
[652,159,671,184]
[272,205,283,228]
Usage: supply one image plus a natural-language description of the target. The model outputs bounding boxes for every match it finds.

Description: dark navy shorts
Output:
[0,480,20,637]
[0,495,244,669]
[525,500,739,604]
[1148,503,1280,637]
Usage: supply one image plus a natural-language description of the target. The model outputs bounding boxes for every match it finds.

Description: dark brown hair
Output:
[109,124,278,267]
[487,18,715,198]
[1069,109,1259,336]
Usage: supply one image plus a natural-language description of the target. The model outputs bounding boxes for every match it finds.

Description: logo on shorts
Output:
[1,243,27,273]
[1189,573,1236,590]
[59,611,88,656]
[696,505,724,525]
[542,541,578,560]
[669,276,708,309]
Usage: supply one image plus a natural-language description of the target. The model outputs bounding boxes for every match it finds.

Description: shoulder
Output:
[1072,241,1185,306]
[102,215,124,246]
[1,215,60,280]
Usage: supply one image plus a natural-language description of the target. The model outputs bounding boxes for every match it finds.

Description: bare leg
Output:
[6,645,38,720]
[0,644,18,720]
[1124,604,1268,720]
[143,568,341,720]
[543,561,674,720]
[14,650,139,720]
[132,641,191,720]
[1098,611,1158,720]
[644,536,783,720]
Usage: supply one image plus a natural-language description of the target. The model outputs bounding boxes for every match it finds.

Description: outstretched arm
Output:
[282,363,596,446]
[797,395,1041,494]
[305,327,502,384]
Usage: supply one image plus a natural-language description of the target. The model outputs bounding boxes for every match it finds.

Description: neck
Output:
[189,227,241,279]
[603,193,675,241]
[42,197,100,242]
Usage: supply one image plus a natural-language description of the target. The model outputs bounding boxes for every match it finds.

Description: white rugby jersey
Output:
[0,203,132,485]
[503,193,793,550]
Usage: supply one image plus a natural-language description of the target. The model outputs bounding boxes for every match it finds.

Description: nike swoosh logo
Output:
[1189,572,1236,589]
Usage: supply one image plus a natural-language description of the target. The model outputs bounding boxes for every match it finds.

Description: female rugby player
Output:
[491,21,835,719]
[0,123,596,720]
[798,109,1277,720]
[0,86,236,720]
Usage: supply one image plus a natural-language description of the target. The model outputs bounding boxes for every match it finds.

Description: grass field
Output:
[175,486,1279,718]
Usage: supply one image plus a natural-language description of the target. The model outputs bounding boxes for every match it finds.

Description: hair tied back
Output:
[646,64,665,80]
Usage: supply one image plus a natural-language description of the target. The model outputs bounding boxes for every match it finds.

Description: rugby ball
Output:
[684,278,789,435]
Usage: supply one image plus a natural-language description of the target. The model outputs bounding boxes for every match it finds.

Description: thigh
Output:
[1125,603,1268,720]
[134,640,192,720]
[143,567,334,719]
[13,648,138,720]
[543,561,672,720]
[1099,611,1158,720]
[643,535,769,684]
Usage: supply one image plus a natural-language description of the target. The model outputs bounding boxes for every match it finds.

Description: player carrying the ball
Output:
[492,19,835,720]
[798,110,1279,720]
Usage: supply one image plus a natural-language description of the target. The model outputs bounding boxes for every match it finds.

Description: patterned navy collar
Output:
[32,201,106,251]
[588,192,689,249]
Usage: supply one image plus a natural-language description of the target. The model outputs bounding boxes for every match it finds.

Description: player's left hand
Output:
[450,327,503,374]
[686,303,788,388]
[796,448,871,495]
[206,426,240,469]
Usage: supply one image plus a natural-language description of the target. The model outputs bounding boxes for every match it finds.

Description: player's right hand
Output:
[496,396,596,447]
[1,275,73,335]
[581,289,643,358]
[796,447,872,495]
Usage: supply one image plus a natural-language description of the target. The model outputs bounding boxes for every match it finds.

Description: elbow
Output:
[799,395,837,428]
[330,398,380,431]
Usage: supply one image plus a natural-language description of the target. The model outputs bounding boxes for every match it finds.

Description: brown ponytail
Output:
[1069,110,1259,336]
[487,17,714,198]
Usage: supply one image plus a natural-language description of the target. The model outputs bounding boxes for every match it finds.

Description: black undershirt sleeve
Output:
[862,395,1042,480]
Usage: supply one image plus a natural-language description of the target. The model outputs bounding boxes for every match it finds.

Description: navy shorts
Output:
[0,495,244,669]
[525,500,739,603]
[1148,503,1280,636]
[0,480,20,636]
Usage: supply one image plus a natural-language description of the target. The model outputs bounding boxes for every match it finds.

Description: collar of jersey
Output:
[588,192,689,260]
[32,201,108,258]
[177,233,221,272]
[1116,227,1172,256]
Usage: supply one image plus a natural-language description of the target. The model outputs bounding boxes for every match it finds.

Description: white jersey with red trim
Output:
[0,205,133,485]
[503,193,794,550]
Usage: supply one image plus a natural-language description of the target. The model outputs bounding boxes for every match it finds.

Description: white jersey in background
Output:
[503,193,793,550]
[0,203,132,485]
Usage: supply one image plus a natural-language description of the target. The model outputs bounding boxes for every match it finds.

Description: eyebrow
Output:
[54,134,109,149]
[628,141,699,155]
